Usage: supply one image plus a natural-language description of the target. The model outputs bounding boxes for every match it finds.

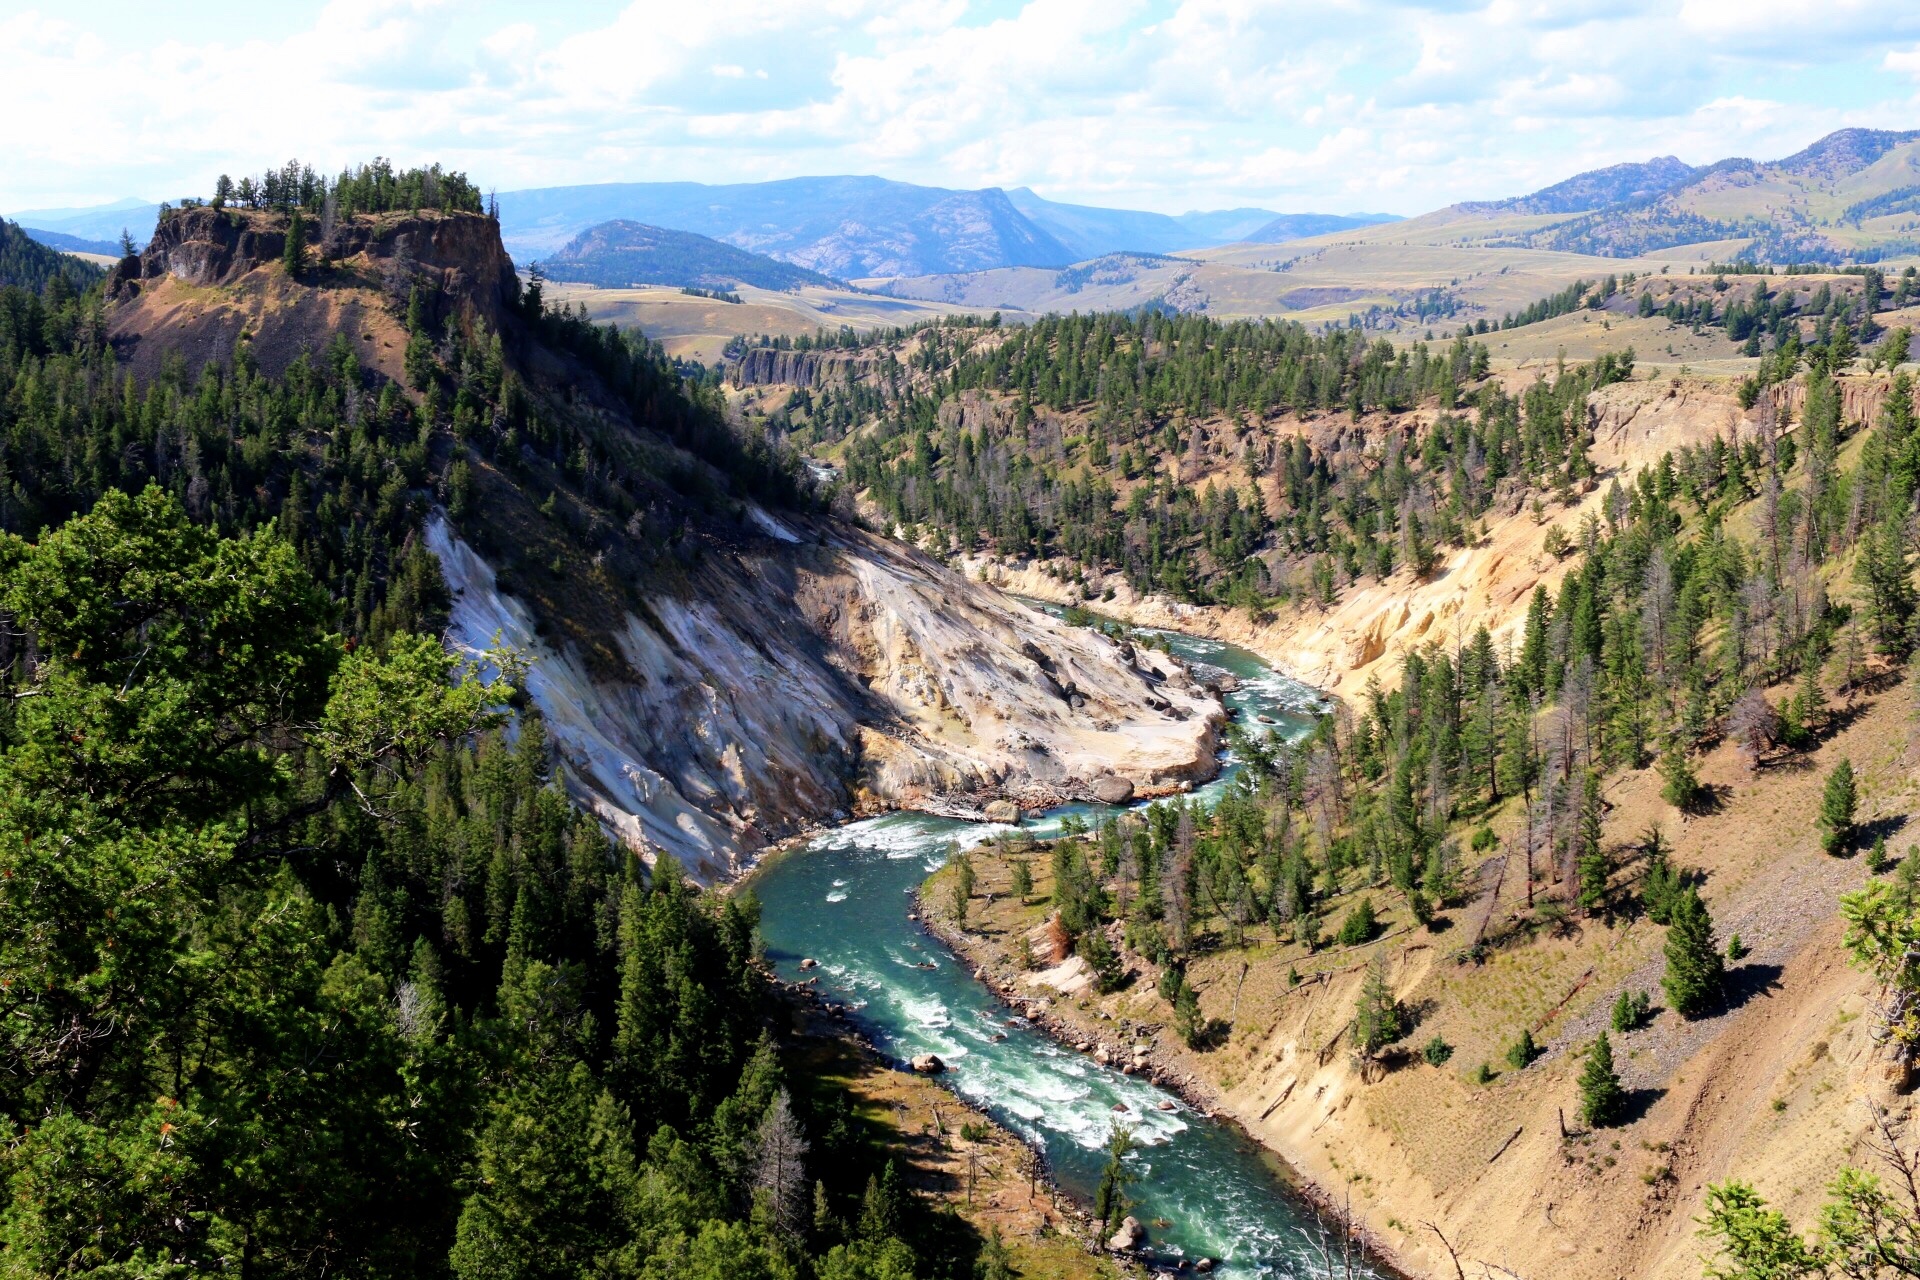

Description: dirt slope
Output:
[927,372,1920,1279]
[941,674,1911,1279]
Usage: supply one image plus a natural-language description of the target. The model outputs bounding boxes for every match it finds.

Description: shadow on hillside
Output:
[1685,782,1731,816]
[1720,962,1784,1014]
[1856,813,1908,850]
[1819,700,1873,740]
[1854,669,1901,697]
[1618,1085,1665,1126]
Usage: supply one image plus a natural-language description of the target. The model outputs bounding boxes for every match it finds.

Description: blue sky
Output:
[6,0,1920,217]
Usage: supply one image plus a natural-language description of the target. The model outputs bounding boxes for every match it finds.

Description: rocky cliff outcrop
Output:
[1765,371,1919,428]
[111,205,516,322]
[105,206,517,384]
[728,346,878,389]
[429,512,1223,884]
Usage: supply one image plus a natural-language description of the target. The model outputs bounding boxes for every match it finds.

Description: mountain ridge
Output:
[499,177,1388,277]
[6,196,160,250]
[1456,126,1920,262]
[498,176,1082,278]
[539,219,841,291]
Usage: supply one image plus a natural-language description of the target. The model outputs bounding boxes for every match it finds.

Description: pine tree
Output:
[1819,758,1857,856]
[1009,857,1033,902]
[1576,769,1608,913]
[1658,734,1700,810]
[282,207,308,279]
[1172,975,1204,1048]
[1662,885,1724,1018]
[750,1088,810,1239]
[1337,895,1379,947]
[1506,1027,1539,1070]
[1785,657,1826,749]
[857,1162,903,1240]
[1611,989,1650,1033]
[978,1228,1016,1280]
[1354,955,1404,1054]
[950,850,976,926]
[1643,826,1681,924]
[1092,1125,1138,1237]
[1577,1031,1626,1128]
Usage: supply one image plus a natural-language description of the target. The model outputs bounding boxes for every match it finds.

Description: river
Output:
[752,624,1382,1278]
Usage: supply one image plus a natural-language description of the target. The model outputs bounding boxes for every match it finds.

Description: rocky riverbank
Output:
[911,879,1409,1279]
[768,968,1147,1276]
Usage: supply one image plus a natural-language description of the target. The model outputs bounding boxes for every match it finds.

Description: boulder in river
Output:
[798,957,818,970]
[1108,1215,1144,1252]
[910,1054,945,1074]
[983,799,1020,823]
[1091,774,1135,805]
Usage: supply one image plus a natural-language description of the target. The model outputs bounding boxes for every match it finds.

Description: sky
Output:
[6,0,1920,218]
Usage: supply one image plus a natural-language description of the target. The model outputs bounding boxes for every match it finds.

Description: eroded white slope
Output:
[428,515,1222,882]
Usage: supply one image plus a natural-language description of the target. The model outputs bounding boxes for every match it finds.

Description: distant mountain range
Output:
[497,177,1075,278]
[539,220,840,291]
[1456,127,1920,263]
[19,227,123,257]
[999,189,1393,258]
[6,197,158,254]
[22,128,1920,290]
[496,176,1396,278]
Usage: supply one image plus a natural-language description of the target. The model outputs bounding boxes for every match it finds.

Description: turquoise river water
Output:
[752,625,1384,1277]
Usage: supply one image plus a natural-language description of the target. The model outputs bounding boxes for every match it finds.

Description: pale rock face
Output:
[427,515,1222,883]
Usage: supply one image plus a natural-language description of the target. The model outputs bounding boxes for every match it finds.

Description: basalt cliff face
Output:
[728,345,880,390]
[106,205,516,383]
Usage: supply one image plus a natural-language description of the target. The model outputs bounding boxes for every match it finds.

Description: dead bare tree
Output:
[751,1088,810,1239]
[1423,1221,1467,1280]
[1728,689,1780,775]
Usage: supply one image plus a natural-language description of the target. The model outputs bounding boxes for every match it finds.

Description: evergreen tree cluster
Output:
[0,250,810,646]
[0,211,952,1277]
[199,157,488,217]
[802,312,1635,606]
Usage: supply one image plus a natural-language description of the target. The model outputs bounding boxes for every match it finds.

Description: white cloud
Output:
[3,0,1920,217]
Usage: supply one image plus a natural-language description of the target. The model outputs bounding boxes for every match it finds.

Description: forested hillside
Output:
[750,311,1636,611]
[0,162,1009,1280]
[0,217,106,292]
[766,273,1920,1277]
